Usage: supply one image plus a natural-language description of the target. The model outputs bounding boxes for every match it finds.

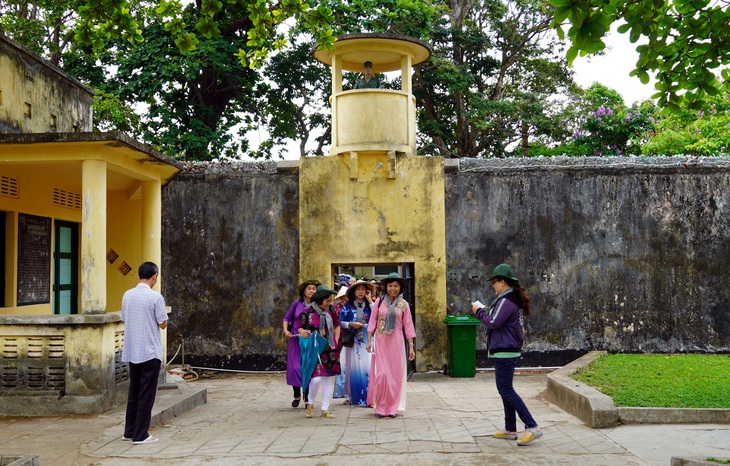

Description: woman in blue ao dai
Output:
[339,279,374,406]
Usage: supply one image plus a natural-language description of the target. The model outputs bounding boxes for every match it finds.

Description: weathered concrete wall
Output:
[0,314,128,415]
[299,154,447,371]
[0,34,93,134]
[161,162,299,370]
[446,157,730,365]
[161,157,730,370]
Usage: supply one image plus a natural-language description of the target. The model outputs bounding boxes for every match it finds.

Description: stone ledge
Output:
[547,351,619,428]
[547,351,730,428]
[671,457,730,466]
[150,378,207,428]
[620,407,730,424]
[0,456,40,466]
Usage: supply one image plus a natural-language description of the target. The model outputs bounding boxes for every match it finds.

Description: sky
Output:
[570,29,656,105]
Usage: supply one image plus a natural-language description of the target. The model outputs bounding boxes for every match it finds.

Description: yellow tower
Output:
[306,34,447,371]
[314,33,431,157]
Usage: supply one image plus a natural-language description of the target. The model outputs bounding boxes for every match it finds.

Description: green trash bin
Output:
[443,315,481,377]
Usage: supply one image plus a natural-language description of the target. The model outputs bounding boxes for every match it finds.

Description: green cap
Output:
[311,284,337,302]
[381,272,407,289]
[489,264,519,284]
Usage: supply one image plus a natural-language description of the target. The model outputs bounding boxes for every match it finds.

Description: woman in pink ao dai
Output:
[366,272,416,418]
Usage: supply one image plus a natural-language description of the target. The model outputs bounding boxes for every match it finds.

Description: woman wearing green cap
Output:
[471,264,543,446]
[366,272,416,418]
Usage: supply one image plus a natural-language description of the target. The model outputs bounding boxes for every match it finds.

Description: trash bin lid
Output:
[443,315,481,325]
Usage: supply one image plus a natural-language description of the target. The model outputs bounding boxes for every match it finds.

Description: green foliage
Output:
[90,87,143,136]
[582,82,625,112]
[524,141,590,156]
[3,0,639,161]
[323,0,444,38]
[62,0,335,69]
[525,83,659,156]
[550,0,730,111]
[255,42,332,157]
[0,0,81,65]
[642,93,730,156]
[413,0,577,158]
[572,354,730,408]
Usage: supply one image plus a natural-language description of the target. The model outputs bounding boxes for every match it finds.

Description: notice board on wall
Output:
[17,213,51,305]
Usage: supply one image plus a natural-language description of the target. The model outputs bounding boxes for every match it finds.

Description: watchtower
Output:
[313,33,431,157]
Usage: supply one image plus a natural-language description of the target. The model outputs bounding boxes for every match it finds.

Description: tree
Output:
[5,0,581,160]
[574,101,657,155]
[67,0,335,69]
[413,0,576,157]
[255,42,332,157]
[2,0,335,160]
[550,0,730,111]
[642,92,730,155]
[61,13,261,160]
[0,0,80,66]
[527,83,659,156]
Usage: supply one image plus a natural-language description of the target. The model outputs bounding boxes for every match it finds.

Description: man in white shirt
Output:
[121,262,168,444]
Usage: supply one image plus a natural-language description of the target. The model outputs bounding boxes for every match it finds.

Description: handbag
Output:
[341,329,356,347]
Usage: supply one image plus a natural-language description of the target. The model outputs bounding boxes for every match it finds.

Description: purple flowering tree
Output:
[574,102,657,156]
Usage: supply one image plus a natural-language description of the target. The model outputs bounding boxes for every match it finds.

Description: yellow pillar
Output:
[332,54,343,94]
[141,180,162,290]
[331,54,343,155]
[401,55,412,94]
[81,159,107,314]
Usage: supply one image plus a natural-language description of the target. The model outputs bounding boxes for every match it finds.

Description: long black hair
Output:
[505,278,531,316]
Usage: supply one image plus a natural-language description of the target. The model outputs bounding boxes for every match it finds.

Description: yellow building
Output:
[0,34,181,414]
[309,33,448,371]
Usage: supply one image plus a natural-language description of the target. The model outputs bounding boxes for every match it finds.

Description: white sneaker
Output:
[132,435,159,445]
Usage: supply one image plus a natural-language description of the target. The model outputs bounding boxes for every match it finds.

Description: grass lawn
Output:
[570,353,730,408]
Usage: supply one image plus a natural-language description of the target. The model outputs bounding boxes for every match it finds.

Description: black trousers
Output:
[124,358,161,441]
[293,386,309,402]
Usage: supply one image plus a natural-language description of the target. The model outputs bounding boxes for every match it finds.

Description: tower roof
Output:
[313,33,431,72]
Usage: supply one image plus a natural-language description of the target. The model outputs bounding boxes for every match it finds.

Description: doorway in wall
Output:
[332,262,416,377]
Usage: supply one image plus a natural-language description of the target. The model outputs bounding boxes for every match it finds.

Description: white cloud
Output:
[570,27,656,105]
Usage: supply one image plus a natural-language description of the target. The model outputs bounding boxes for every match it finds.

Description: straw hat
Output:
[346,279,375,302]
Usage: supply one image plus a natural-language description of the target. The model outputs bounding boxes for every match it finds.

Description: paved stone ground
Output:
[2,372,728,465]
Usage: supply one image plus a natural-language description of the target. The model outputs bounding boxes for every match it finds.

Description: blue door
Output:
[53,221,78,314]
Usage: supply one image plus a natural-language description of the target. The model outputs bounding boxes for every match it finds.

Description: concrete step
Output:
[150,377,207,428]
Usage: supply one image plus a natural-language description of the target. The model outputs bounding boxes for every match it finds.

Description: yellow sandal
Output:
[320,411,336,419]
[305,404,313,418]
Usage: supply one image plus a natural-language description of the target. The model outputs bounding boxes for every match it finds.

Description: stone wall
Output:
[447,157,730,365]
[0,34,93,134]
[161,162,299,370]
[162,157,730,370]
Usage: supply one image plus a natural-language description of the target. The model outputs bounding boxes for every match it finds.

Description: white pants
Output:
[308,376,334,412]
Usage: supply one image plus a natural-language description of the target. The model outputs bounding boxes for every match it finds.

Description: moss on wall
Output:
[299,154,447,370]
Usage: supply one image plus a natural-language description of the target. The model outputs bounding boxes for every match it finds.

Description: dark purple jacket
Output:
[475,289,524,355]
